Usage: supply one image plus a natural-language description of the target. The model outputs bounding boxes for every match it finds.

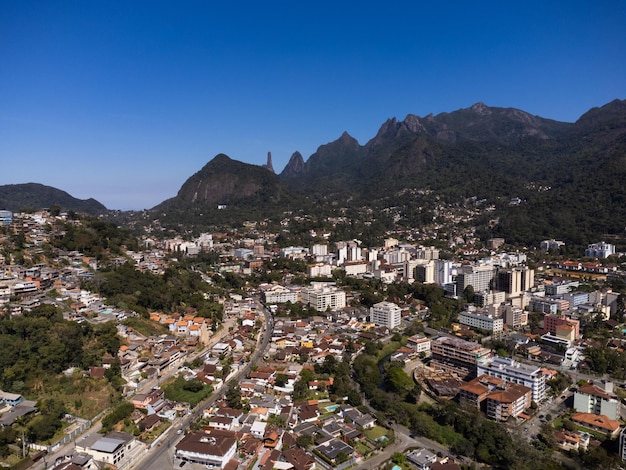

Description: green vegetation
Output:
[101,401,135,433]
[51,216,138,259]
[162,376,213,407]
[0,305,120,394]
[84,262,224,320]
[121,316,169,337]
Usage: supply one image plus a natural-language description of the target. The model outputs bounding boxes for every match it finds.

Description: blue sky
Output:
[1,1,625,210]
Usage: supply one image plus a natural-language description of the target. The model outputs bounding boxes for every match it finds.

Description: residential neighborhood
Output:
[0,208,626,470]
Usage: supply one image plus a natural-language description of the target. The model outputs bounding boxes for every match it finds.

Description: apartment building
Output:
[574,381,620,421]
[300,282,346,312]
[485,383,532,422]
[456,264,496,295]
[459,310,503,333]
[477,356,547,403]
[370,301,402,330]
[496,266,534,297]
[585,241,616,259]
[503,305,528,329]
[431,336,492,380]
[544,314,580,339]
[260,284,299,304]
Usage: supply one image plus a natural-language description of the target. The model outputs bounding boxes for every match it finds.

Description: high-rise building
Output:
[370,301,402,329]
[496,266,534,297]
[456,264,496,295]
[433,259,453,286]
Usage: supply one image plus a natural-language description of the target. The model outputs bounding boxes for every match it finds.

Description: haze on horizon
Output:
[1,1,625,210]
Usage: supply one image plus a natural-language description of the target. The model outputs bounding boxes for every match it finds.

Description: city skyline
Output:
[2,1,625,210]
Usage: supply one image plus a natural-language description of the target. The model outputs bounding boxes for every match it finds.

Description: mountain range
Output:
[2,99,625,248]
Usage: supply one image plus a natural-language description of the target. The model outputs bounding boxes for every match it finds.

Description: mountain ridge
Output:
[0,183,107,214]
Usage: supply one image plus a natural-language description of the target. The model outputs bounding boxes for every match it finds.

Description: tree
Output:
[275,373,288,387]
[225,385,242,409]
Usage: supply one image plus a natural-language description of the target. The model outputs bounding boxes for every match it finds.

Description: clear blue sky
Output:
[1,1,625,210]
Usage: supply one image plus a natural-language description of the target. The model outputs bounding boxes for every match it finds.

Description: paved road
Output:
[130,304,273,470]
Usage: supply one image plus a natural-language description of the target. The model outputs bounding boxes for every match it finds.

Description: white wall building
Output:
[370,301,402,330]
[300,282,346,312]
[477,356,547,403]
[574,381,620,421]
[459,310,504,333]
[175,432,237,469]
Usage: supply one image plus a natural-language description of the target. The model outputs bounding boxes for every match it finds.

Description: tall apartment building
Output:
[416,246,440,260]
[456,264,496,295]
[311,244,328,257]
[300,282,346,312]
[433,259,453,286]
[503,305,528,329]
[620,427,626,463]
[430,336,492,380]
[477,356,547,403]
[415,260,435,284]
[370,301,402,330]
[474,290,506,307]
[496,266,534,297]
[574,381,620,421]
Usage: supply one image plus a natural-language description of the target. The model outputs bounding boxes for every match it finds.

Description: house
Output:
[406,448,438,470]
[282,446,316,470]
[314,437,355,466]
[80,431,140,469]
[0,391,24,407]
[175,431,237,469]
[138,413,161,432]
[571,412,621,437]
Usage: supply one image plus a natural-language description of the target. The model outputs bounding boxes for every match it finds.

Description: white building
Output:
[370,301,402,330]
[175,431,237,469]
[433,259,454,286]
[459,310,503,333]
[407,335,431,354]
[307,263,333,278]
[477,356,547,403]
[585,241,615,259]
[300,282,346,312]
[80,432,141,470]
[260,284,300,304]
[574,381,620,421]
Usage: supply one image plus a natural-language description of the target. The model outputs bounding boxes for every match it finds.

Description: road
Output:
[31,313,250,470]
[130,303,273,470]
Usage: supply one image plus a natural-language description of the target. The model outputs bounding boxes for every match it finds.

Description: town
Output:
[0,208,626,470]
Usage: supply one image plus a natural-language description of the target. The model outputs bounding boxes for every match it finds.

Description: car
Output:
[176,429,183,434]
[179,461,186,467]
